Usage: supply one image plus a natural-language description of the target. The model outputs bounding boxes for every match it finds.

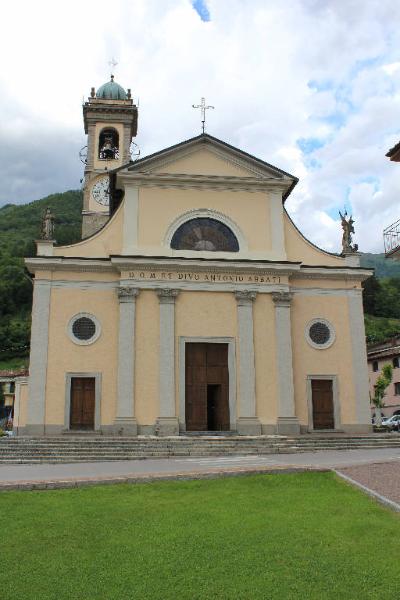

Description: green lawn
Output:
[2,472,399,599]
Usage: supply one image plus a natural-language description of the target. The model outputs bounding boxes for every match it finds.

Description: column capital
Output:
[117,287,140,303]
[272,291,293,307]
[235,290,257,305]
[157,288,180,304]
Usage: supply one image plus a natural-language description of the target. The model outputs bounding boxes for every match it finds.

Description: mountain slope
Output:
[0,190,82,257]
[359,252,400,278]
[0,190,82,364]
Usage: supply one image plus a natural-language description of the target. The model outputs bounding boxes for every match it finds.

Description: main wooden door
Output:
[70,377,95,430]
[185,343,229,431]
[311,379,334,430]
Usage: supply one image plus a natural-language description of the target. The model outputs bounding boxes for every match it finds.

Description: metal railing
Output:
[384,218,400,256]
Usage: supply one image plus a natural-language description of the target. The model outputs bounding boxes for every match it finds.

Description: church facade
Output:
[15,76,373,436]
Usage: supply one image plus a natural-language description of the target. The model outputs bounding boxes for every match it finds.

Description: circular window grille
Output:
[305,319,335,349]
[68,313,101,346]
[72,317,96,341]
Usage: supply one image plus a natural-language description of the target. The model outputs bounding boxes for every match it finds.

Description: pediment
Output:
[123,134,297,184]
[143,147,256,177]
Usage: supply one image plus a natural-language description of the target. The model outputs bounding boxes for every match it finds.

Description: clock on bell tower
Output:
[81,74,138,238]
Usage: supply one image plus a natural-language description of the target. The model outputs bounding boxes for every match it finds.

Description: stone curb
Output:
[0,465,329,492]
[333,470,400,512]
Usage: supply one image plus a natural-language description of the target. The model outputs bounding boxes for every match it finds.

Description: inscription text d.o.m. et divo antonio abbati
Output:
[127,271,281,284]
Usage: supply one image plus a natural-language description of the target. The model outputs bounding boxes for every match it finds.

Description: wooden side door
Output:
[70,377,95,430]
[185,344,207,430]
[311,379,334,430]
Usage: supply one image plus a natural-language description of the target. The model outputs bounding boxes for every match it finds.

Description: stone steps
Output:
[1,435,400,463]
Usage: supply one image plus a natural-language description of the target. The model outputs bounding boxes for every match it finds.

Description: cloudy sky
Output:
[1,0,400,253]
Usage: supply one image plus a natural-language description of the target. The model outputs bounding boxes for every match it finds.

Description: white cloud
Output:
[0,0,400,253]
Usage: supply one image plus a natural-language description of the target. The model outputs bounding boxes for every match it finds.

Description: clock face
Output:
[91,176,110,206]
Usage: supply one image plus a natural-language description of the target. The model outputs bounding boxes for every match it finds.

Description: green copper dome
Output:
[96,76,127,100]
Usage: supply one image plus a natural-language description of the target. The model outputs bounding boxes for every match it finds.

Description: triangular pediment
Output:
[143,147,256,177]
[122,134,297,186]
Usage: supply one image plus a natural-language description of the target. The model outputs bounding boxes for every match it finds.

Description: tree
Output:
[371,363,393,427]
[362,275,381,315]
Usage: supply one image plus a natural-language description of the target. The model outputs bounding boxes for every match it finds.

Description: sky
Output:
[1,0,400,253]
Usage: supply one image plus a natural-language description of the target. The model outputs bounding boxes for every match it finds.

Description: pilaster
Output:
[348,290,373,429]
[235,291,261,435]
[26,280,51,436]
[156,289,180,435]
[272,291,300,435]
[114,287,139,435]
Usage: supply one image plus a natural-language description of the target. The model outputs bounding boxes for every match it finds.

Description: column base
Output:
[112,417,138,436]
[237,417,262,436]
[341,423,373,434]
[23,424,45,436]
[155,417,179,436]
[276,417,300,435]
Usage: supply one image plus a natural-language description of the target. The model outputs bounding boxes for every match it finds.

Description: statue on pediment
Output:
[41,207,55,240]
[339,210,358,254]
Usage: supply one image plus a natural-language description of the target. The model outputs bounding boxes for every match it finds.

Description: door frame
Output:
[179,337,236,432]
[306,374,340,431]
[64,372,102,431]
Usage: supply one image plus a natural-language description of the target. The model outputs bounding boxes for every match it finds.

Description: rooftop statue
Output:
[41,207,55,240]
[339,210,358,254]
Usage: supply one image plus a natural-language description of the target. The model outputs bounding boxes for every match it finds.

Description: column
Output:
[235,291,261,435]
[26,279,51,436]
[156,289,180,436]
[114,287,139,435]
[348,290,372,431]
[272,292,300,435]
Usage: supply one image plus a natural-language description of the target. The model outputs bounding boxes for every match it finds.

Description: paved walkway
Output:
[336,462,400,509]
[0,447,399,489]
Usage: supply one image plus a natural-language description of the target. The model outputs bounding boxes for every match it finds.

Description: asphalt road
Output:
[0,447,399,483]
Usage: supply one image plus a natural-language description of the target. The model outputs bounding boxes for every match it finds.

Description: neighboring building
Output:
[367,338,400,418]
[14,75,373,437]
[383,141,400,259]
[0,368,29,422]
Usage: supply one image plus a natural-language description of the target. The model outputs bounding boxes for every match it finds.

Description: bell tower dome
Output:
[81,75,138,238]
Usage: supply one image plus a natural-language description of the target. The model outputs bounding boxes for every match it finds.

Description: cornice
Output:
[292,266,373,282]
[116,172,289,193]
[25,256,371,282]
[25,257,115,274]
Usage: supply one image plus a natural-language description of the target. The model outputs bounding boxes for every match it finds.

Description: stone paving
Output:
[1,448,400,497]
[337,462,400,506]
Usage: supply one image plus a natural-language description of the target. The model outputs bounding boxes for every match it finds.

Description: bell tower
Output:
[81,75,138,238]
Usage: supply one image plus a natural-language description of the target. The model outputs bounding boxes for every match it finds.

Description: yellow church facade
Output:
[15,78,372,436]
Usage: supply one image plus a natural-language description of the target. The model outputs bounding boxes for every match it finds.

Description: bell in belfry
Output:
[100,135,116,160]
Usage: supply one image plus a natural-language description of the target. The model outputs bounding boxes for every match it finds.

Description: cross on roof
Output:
[192,97,214,133]
[108,57,118,76]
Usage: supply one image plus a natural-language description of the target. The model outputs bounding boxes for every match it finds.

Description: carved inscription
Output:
[127,271,281,284]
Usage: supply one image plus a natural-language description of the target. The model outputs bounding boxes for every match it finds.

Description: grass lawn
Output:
[2,472,400,599]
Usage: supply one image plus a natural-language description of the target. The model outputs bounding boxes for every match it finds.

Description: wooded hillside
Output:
[0,190,82,366]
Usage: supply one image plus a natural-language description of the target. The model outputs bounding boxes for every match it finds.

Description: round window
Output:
[305,319,335,349]
[68,314,101,345]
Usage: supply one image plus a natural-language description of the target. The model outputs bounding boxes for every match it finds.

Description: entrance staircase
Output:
[1,434,400,463]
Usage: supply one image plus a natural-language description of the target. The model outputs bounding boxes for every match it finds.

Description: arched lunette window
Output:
[171,218,239,252]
